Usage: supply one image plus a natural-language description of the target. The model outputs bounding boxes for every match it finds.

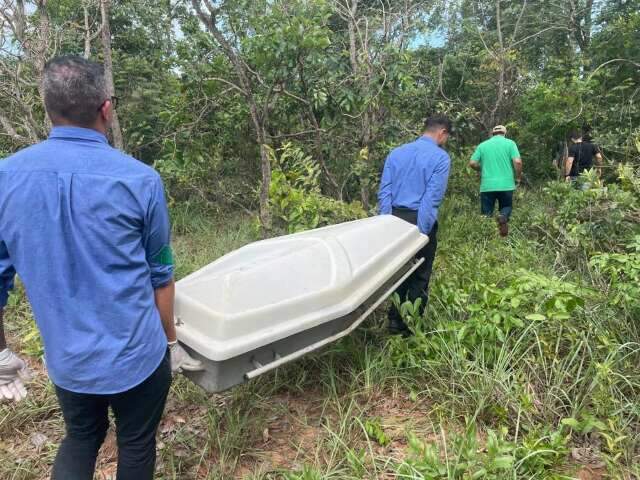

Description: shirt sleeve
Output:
[568,144,577,159]
[417,153,451,235]
[0,239,16,308]
[471,145,482,163]
[511,141,521,159]
[377,156,393,215]
[142,176,174,289]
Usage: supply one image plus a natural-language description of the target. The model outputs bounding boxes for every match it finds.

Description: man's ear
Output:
[99,99,113,125]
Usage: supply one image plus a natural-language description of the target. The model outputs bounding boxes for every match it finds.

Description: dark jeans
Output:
[52,350,172,480]
[388,208,438,329]
[480,190,513,219]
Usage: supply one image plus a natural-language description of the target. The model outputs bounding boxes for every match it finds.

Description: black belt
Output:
[392,206,417,214]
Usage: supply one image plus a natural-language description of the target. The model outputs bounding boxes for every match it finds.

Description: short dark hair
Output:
[43,56,108,126]
[424,115,452,133]
[569,130,582,141]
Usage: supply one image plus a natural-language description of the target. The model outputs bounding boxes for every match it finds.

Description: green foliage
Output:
[282,465,324,480]
[386,165,640,474]
[2,1,640,478]
[515,427,569,475]
[363,418,390,446]
[590,236,640,307]
[561,413,607,436]
[266,143,366,233]
[4,285,42,358]
[399,426,521,479]
[390,270,589,366]
[541,166,640,255]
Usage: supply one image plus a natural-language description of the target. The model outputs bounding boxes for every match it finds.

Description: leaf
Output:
[471,468,487,479]
[561,417,580,428]
[526,313,546,321]
[457,325,468,341]
[493,455,515,468]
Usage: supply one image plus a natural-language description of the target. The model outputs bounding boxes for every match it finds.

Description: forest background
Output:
[1,0,638,223]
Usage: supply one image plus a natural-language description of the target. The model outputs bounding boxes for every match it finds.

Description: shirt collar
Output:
[48,126,109,144]
[417,135,437,146]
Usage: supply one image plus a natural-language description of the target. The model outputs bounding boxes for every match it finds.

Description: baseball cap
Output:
[492,125,507,134]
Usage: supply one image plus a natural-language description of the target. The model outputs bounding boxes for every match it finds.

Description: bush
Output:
[265,143,367,233]
[544,166,639,253]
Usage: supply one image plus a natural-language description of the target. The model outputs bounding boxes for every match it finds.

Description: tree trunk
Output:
[164,0,174,57]
[295,57,339,194]
[360,112,372,211]
[35,0,51,132]
[15,0,26,42]
[192,0,272,234]
[258,142,272,233]
[83,3,91,58]
[347,2,359,76]
[344,0,373,209]
[100,0,124,149]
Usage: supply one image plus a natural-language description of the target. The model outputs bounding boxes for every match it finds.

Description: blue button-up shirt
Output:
[378,136,451,234]
[0,127,172,394]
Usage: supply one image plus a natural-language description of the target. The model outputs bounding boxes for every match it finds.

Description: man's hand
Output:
[0,349,31,402]
[168,341,204,373]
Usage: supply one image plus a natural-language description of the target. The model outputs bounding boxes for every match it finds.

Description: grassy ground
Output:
[0,185,638,479]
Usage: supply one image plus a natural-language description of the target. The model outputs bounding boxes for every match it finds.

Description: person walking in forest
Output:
[0,56,202,479]
[553,138,569,180]
[469,125,523,237]
[378,115,452,336]
[565,131,603,185]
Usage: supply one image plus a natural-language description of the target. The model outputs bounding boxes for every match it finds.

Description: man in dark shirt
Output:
[565,131,603,182]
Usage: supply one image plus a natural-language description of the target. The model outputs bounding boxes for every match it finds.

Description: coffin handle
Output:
[244,257,425,380]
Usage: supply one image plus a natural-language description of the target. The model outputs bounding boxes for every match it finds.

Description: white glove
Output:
[0,348,31,402]
[168,341,204,373]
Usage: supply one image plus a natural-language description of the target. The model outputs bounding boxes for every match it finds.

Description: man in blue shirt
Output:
[378,115,452,335]
[0,56,201,479]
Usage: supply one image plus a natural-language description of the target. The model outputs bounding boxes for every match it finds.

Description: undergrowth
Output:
[0,163,638,479]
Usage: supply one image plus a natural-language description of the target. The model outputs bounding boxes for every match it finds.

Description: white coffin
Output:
[175,215,428,362]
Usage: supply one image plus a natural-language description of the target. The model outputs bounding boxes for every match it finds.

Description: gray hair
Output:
[43,56,108,126]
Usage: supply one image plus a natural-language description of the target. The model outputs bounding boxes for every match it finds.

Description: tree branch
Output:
[588,58,640,80]
[510,26,568,48]
[510,0,527,46]
[0,111,26,143]
[203,76,247,96]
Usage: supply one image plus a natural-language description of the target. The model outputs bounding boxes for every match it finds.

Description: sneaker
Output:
[497,215,509,237]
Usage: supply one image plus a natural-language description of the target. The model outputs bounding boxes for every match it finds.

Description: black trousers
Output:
[51,350,172,480]
[388,208,438,327]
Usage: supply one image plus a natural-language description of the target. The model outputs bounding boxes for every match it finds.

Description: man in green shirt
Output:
[468,125,523,237]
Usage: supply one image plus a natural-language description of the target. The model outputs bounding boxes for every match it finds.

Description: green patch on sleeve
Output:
[152,245,174,266]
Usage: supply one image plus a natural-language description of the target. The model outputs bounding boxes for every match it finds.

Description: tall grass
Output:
[1,174,638,478]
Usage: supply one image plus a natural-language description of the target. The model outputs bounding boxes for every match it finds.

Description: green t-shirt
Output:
[471,135,520,192]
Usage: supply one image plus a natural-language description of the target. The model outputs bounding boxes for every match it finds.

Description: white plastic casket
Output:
[175,215,428,392]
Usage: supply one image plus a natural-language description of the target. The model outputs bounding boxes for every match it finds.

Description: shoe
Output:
[497,215,509,237]
[388,326,413,338]
[388,319,412,337]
